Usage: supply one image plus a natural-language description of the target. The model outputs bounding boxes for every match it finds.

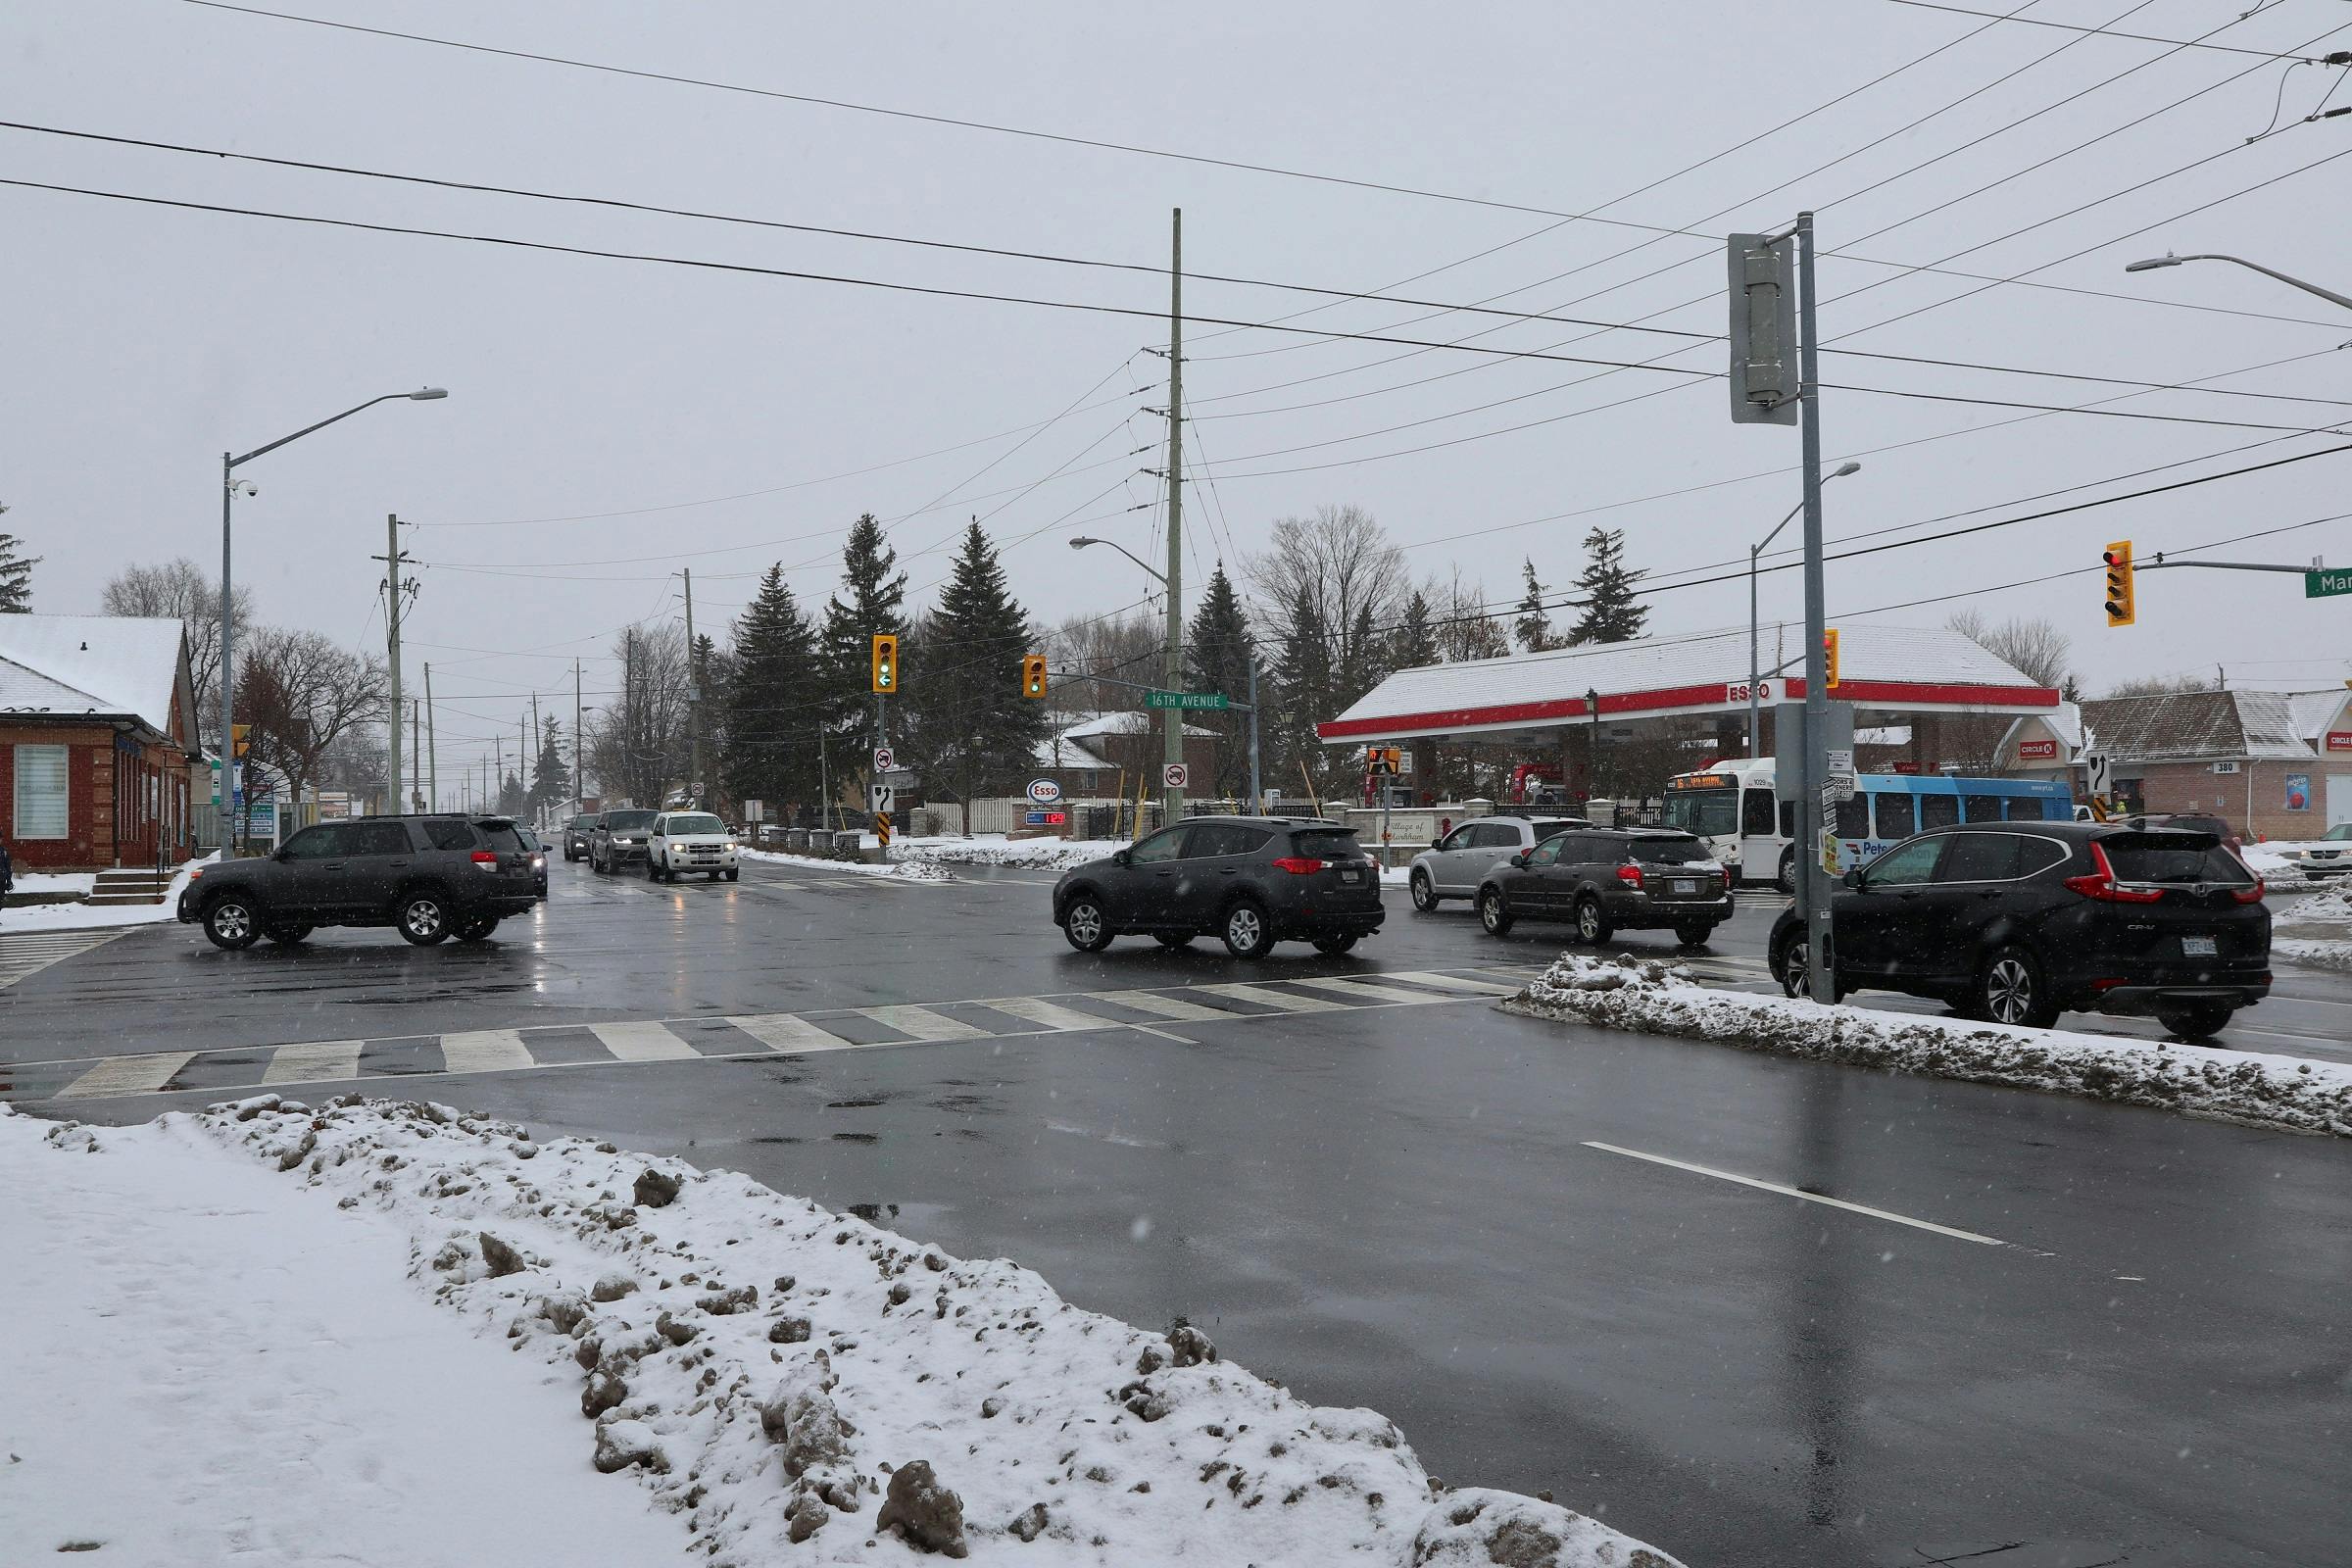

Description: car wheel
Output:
[1777,931,1830,1001]
[725,867,739,882]
[1573,896,1613,946]
[1409,870,1439,912]
[1153,932,1194,950]
[1221,900,1276,959]
[264,924,313,947]
[1674,922,1716,948]
[1777,850,1797,896]
[454,915,499,943]
[1478,888,1514,937]
[395,892,451,946]
[1976,946,2058,1029]
[202,896,262,951]
[1062,896,1113,953]
[2156,1002,2234,1041]
[648,857,663,882]
[1312,934,1358,956]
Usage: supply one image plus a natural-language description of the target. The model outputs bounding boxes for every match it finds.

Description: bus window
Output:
[1836,796,1869,840]
[1873,794,1918,839]
[2005,797,2049,820]
[1963,794,2003,821]
[1742,789,1777,836]
[1779,801,1795,839]
[1919,793,1959,830]
[1664,786,1738,837]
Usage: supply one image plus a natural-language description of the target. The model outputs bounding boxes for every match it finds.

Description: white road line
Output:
[730,1013,861,1054]
[1375,969,1520,995]
[58,1051,194,1099]
[437,1029,534,1075]
[858,1004,987,1042]
[1092,989,1231,1022]
[1124,1023,1196,1043]
[0,929,122,989]
[591,1021,696,1062]
[980,996,1121,1033]
[1583,1141,2006,1247]
[1192,982,1345,1013]
[1281,975,1456,1006]
[262,1039,363,1086]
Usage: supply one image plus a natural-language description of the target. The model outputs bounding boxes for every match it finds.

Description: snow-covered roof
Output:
[2286,687,2351,742]
[0,615,190,739]
[2077,690,2316,762]
[1320,623,2054,743]
[1060,711,1220,740]
[1854,725,1912,747]
[1033,734,1116,771]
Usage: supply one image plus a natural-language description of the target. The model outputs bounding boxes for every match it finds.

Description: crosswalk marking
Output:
[1191,982,1344,1013]
[977,996,1116,1034]
[1091,989,1232,1022]
[439,1030,533,1075]
[263,1039,363,1086]
[732,1013,860,1054]
[590,1021,695,1062]
[1281,975,1455,1006]
[1376,969,1520,996]
[59,1051,193,1099]
[858,1004,987,1042]
[0,929,123,990]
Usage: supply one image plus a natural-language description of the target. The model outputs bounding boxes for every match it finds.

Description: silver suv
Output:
[1407,814,1590,911]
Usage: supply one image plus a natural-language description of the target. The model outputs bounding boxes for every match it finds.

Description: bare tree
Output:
[1424,566,1512,663]
[234,627,386,805]
[1248,504,1411,690]
[2098,671,2209,698]
[586,622,691,808]
[101,558,254,743]
[1946,609,2073,691]
[1046,609,1162,721]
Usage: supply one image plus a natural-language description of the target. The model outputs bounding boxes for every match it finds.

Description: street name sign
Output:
[1144,690,1229,710]
[2307,566,2351,599]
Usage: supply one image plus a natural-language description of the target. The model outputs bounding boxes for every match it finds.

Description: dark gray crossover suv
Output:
[178,813,540,949]
[1477,827,1731,947]
[590,808,658,872]
[1053,816,1384,958]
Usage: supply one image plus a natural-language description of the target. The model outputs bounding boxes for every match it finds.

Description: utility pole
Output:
[495,734,504,814]
[379,514,410,817]
[1794,211,1836,1004]
[528,693,541,824]
[424,662,438,813]
[573,658,585,808]
[682,566,705,808]
[411,699,421,813]
[1160,207,1186,826]
[1246,658,1261,810]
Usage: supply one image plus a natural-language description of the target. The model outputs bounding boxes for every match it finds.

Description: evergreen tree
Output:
[898,521,1050,833]
[1274,585,1335,794]
[528,715,571,816]
[724,564,821,813]
[1395,591,1440,670]
[1512,558,1554,652]
[498,768,526,817]
[0,517,36,612]
[1340,601,1387,710]
[1185,564,1256,799]
[816,514,909,789]
[1565,527,1648,645]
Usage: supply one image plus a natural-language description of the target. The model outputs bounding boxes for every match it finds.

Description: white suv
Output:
[647,810,740,883]
[1407,814,1590,911]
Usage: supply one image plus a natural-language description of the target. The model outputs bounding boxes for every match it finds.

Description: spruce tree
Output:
[1275,586,1335,794]
[1512,558,1553,652]
[1565,527,1648,645]
[1185,564,1255,798]
[529,715,571,816]
[816,514,908,786]
[723,564,820,812]
[0,521,36,612]
[899,521,1049,832]
[1395,591,1440,670]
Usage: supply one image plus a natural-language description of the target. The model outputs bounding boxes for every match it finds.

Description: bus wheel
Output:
[1776,849,1797,896]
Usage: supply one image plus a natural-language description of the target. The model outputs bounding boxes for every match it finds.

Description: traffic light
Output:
[2102,540,2134,627]
[1020,654,1048,699]
[1822,627,1840,690]
[231,722,251,760]
[870,633,898,694]
[1367,746,1400,775]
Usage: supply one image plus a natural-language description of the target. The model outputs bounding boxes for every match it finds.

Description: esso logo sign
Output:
[1728,680,1773,704]
[1025,778,1064,805]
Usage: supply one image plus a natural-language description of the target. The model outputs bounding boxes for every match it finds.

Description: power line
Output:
[1882,0,2343,62]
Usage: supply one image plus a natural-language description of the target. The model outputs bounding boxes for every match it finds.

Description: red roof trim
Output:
[1315,677,2060,741]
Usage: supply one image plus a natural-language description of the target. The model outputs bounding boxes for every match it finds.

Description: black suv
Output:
[1477,828,1731,947]
[1768,821,2269,1038]
[590,808,658,872]
[562,811,598,861]
[1053,816,1384,958]
[178,814,540,949]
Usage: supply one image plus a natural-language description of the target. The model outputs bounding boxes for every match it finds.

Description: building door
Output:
[2328,772,2352,828]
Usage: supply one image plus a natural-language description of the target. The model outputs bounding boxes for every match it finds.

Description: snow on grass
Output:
[1502,952,2352,1139]
[0,860,204,931]
[2275,938,2352,974]
[739,847,955,883]
[49,1093,1688,1568]
[8,870,95,897]
[0,1103,694,1567]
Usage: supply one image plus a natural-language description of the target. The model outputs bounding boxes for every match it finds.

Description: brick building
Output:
[1,615,201,871]
[2075,689,2352,842]
[1031,712,1222,801]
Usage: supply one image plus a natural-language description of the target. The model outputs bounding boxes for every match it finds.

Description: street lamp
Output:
[2124,253,2352,314]
[1068,534,1167,587]
[1749,461,1860,759]
[219,387,447,852]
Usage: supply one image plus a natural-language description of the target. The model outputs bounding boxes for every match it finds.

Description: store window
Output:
[13,744,70,839]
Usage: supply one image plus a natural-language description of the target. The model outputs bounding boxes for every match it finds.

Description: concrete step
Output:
[86,891,169,906]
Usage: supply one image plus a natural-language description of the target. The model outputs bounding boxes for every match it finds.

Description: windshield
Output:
[2102,833,2252,884]
[570,813,596,828]
[603,810,656,830]
[1628,836,1714,865]
[1291,828,1364,860]
[1663,787,1738,837]
[663,813,727,835]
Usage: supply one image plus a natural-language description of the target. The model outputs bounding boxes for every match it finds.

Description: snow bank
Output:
[1503,953,2352,1139]
[2277,880,2352,926]
[889,835,1123,872]
[2275,938,2352,974]
[0,860,203,931]
[740,848,956,884]
[133,1094,1683,1567]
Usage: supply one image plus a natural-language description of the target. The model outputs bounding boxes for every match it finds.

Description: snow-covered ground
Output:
[2276,879,2352,926]
[739,847,955,883]
[887,834,1120,872]
[5,1097,1685,1568]
[1503,952,2352,1139]
[2275,938,2352,974]
[8,870,96,898]
[0,860,202,932]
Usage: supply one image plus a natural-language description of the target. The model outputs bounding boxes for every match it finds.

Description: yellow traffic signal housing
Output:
[231,722,252,759]
[1822,627,1840,690]
[870,633,899,694]
[1020,654,1048,699]
[2102,540,2134,627]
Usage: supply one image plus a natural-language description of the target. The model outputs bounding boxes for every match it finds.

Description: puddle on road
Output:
[831,1132,879,1144]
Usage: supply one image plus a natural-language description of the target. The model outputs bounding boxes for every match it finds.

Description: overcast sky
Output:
[8,0,2351,774]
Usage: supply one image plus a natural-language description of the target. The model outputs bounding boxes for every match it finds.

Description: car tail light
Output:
[470,851,499,871]
[2062,843,2163,904]
[2231,878,2265,905]
[1271,857,1324,875]
[1616,864,1643,887]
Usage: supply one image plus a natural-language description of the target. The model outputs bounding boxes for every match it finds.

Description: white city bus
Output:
[1662,760,1788,889]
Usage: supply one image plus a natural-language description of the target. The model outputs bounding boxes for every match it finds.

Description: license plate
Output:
[2181,935,2218,957]
[1339,869,1361,884]
[1672,879,1697,895]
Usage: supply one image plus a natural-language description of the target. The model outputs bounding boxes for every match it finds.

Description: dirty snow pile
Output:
[46,1093,1685,1568]
[1503,952,2352,1138]
[739,847,956,884]
[2274,938,2352,974]
[2276,879,2352,926]
[889,836,1119,872]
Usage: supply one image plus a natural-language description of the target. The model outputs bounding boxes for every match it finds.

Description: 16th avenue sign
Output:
[1144,690,1229,710]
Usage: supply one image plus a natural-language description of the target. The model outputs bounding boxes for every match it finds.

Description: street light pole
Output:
[2125,252,2352,313]
[1748,461,1859,758]
[1794,211,1837,1005]
[217,386,446,852]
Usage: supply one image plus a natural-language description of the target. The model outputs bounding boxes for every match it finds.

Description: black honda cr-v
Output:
[1768,820,2269,1038]
[1053,816,1384,958]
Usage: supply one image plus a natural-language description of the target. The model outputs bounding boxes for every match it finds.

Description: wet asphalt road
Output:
[5,855,2349,1568]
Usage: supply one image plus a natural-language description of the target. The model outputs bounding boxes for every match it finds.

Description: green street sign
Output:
[1144,689,1230,710]
[2308,566,2352,599]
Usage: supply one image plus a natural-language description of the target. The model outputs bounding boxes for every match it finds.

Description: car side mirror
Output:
[1111,849,1131,867]
[1508,853,1528,867]
[1842,867,1865,890]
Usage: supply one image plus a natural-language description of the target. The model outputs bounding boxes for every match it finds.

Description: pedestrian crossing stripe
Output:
[8,967,1527,1103]
[0,929,124,991]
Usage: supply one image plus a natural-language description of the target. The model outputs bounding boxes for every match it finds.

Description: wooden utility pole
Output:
[683,566,704,808]
[1159,208,1186,824]
[423,662,437,812]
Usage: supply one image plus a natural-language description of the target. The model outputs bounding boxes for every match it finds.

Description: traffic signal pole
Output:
[1795,211,1837,1004]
